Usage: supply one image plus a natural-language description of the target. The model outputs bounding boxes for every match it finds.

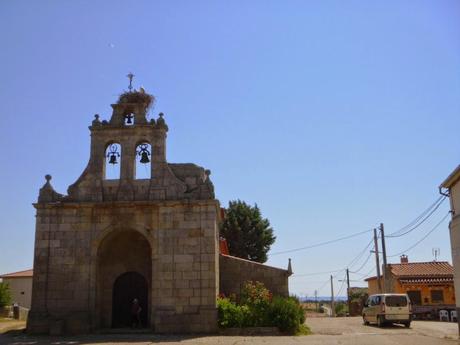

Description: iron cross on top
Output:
[127,72,135,92]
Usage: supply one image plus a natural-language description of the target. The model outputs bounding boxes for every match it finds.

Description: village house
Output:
[365,255,455,318]
[26,84,290,335]
[0,269,33,309]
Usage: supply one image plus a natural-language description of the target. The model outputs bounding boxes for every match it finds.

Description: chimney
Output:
[400,254,408,264]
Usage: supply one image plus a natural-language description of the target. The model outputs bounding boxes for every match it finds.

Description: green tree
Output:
[220,200,276,263]
[0,282,12,307]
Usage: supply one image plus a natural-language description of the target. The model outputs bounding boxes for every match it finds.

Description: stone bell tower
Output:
[28,80,220,334]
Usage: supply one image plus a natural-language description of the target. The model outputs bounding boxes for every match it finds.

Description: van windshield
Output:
[385,296,407,307]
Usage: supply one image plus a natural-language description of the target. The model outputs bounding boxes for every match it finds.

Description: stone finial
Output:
[156,112,168,130]
[38,174,63,203]
[287,258,293,276]
[92,114,101,126]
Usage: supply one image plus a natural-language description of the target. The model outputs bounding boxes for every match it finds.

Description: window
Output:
[431,290,444,304]
[104,143,121,179]
[407,291,422,305]
[385,296,408,307]
[135,142,151,179]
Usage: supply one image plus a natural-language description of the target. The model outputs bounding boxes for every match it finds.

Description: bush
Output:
[269,296,305,333]
[217,298,250,328]
[218,282,308,335]
[241,281,272,326]
[335,302,348,317]
[0,282,12,307]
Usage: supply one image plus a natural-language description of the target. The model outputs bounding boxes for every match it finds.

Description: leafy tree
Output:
[0,282,12,307]
[220,200,276,263]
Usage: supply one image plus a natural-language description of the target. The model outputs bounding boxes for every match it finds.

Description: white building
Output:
[440,165,460,331]
[0,269,33,309]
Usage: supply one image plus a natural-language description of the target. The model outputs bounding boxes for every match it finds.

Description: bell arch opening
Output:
[104,143,121,179]
[135,142,152,179]
[96,230,151,329]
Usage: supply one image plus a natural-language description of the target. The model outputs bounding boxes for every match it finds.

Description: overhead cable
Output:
[388,212,450,257]
[270,228,373,256]
[387,196,447,238]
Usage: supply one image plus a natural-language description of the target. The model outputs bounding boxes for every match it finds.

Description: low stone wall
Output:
[219,254,289,298]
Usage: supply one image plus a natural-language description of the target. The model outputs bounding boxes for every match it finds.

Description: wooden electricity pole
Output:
[346,268,351,316]
[315,290,318,312]
[380,223,388,293]
[330,275,335,317]
[373,228,382,293]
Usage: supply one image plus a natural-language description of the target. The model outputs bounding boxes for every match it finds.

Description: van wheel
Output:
[363,315,369,325]
[377,316,384,327]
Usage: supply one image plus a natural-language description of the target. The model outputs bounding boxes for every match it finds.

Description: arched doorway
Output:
[112,272,148,328]
[96,230,152,329]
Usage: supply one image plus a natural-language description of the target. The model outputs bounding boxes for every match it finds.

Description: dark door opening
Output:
[407,290,422,305]
[112,271,148,328]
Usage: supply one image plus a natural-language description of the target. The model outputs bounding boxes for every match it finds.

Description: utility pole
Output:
[346,268,351,316]
[380,223,388,293]
[314,290,318,312]
[330,275,335,317]
[373,228,382,293]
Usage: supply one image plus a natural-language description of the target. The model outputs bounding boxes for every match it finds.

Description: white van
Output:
[362,294,411,327]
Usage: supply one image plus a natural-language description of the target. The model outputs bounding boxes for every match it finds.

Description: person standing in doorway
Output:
[131,298,142,328]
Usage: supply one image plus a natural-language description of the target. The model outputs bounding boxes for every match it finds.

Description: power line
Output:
[350,251,373,274]
[335,272,347,297]
[388,212,450,257]
[387,196,446,238]
[347,238,374,269]
[388,195,444,236]
[292,269,344,278]
[292,236,374,277]
[270,228,373,256]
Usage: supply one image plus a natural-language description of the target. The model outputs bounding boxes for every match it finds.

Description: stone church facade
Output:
[27,87,290,334]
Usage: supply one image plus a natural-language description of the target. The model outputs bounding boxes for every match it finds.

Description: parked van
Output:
[362,294,411,327]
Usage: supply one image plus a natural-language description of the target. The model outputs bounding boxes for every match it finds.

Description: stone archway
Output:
[97,230,151,329]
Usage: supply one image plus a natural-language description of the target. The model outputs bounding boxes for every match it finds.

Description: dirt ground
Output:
[0,317,458,345]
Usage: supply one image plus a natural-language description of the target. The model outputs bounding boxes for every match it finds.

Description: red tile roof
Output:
[365,261,453,282]
[0,269,33,278]
[389,261,453,278]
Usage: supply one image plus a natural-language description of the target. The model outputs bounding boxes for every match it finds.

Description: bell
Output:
[108,154,118,164]
[125,113,134,124]
[140,151,150,164]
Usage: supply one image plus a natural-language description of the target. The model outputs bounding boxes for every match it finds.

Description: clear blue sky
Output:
[0,1,459,297]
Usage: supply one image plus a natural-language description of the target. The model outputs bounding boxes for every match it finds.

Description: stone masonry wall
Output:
[28,200,220,334]
[219,254,289,298]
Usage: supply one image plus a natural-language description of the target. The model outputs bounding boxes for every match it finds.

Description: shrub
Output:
[217,283,308,335]
[269,296,306,333]
[0,282,12,307]
[240,281,272,326]
[217,298,250,328]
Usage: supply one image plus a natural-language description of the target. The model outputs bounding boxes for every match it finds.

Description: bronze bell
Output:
[125,113,134,124]
[140,151,150,164]
[108,153,118,164]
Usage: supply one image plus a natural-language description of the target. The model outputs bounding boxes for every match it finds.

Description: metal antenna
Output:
[127,72,135,92]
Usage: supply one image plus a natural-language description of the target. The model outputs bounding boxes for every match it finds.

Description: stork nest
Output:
[117,91,155,108]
